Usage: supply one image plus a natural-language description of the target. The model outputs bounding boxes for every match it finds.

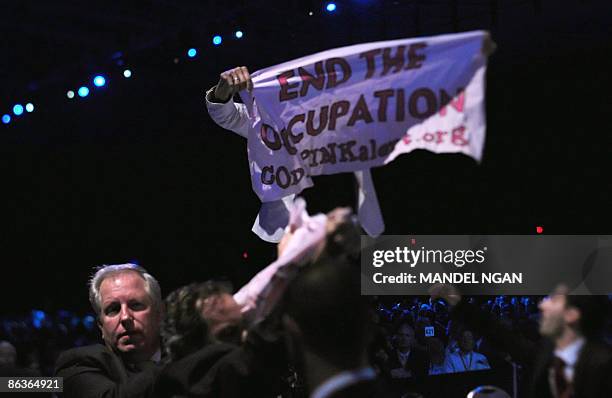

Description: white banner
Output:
[243,30,489,203]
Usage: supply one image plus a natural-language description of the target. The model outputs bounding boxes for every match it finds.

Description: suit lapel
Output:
[103,347,130,383]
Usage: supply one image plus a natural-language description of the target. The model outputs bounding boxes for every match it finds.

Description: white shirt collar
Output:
[397,349,411,366]
[554,337,585,381]
[397,349,411,359]
[554,337,585,367]
[311,367,376,398]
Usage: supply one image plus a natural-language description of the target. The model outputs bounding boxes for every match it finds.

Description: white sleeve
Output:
[234,204,327,325]
[205,87,250,138]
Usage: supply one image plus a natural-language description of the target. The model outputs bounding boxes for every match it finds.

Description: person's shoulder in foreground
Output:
[55,263,163,398]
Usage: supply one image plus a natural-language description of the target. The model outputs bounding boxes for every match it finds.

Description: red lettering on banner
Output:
[439,89,465,116]
[435,131,448,144]
[278,70,299,102]
[403,126,465,147]
[284,58,352,100]
[298,61,325,97]
[325,58,352,89]
[451,125,468,146]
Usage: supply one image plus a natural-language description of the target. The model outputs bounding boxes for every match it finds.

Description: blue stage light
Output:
[2,114,10,124]
[212,35,222,45]
[93,75,106,87]
[32,310,46,329]
[25,103,34,112]
[78,86,90,97]
[187,48,197,58]
[326,2,337,12]
[235,30,244,39]
[13,104,24,116]
[83,315,95,330]
[123,69,132,78]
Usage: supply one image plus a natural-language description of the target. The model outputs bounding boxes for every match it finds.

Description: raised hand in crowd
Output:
[429,283,462,307]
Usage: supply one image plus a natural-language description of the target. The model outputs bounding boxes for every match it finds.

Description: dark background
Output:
[1,0,610,314]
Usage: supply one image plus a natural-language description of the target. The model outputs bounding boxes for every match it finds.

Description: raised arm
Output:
[205,66,253,138]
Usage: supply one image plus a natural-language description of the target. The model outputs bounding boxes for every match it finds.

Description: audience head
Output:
[467,385,511,398]
[539,284,608,340]
[0,341,16,367]
[459,329,476,353]
[393,322,416,353]
[195,280,243,345]
[283,208,369,370]
[89,263,163,362]
[284,257,370,369]
[162,283,212,361]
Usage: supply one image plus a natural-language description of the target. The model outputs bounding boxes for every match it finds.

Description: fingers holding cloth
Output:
[214,66,253,103]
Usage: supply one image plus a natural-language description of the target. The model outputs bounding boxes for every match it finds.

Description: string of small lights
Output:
[0,1,345,127]
[1,28,249,127]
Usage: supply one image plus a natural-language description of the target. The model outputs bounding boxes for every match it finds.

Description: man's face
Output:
[394,324,415,351]
[538,285,580,338]
[459,330,475,352]
[98,271,161,360]
[538,289,568,338]
[199,292,243,339]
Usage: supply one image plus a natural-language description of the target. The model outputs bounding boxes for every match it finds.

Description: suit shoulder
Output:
[55,344,110,372]
[583,341,612,365]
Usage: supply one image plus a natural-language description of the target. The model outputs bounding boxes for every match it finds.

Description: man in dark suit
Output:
[0,341,52,398]
[530,287,612,398]
[433,284,612,398]
[154,281,287,398]
[383,322,428,396]
[55,263,163,398]
[155,202,341,398]
[282,210,397,398]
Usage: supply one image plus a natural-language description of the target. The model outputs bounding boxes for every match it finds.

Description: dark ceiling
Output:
[1,0,611,312]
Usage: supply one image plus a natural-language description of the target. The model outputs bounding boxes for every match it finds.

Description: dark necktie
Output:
[552,356,573,398]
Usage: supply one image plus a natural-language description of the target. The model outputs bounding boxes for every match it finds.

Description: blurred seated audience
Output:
[444,329,491,373]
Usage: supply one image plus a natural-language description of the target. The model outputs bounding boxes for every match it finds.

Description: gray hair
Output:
[89,263,162,318]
